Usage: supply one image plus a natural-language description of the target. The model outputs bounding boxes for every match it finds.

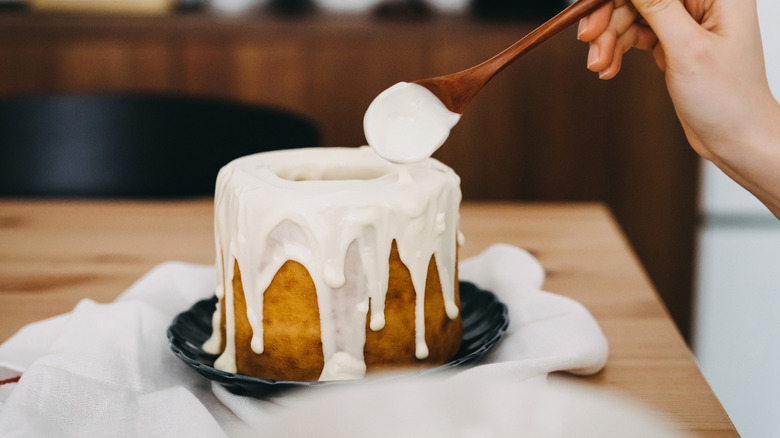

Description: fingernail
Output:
[587,44,599,69]
[577,17,588,40]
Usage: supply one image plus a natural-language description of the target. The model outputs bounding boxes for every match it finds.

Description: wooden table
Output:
[0,199,737,436]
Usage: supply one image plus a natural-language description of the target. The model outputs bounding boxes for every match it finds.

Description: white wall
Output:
[693,1,780,437]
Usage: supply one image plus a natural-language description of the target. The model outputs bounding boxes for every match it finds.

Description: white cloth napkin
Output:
[0,244,610,437]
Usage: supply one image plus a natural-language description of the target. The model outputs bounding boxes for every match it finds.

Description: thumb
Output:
[631,0,701,48]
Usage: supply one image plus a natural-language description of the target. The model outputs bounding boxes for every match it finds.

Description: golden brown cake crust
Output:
[232,259,325,381]
[363,242,462,373]
[219,240,461,381]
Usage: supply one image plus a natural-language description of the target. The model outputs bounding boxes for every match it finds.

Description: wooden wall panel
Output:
[0,44,57,95]
[54,40,171,91]
[231,41,309,112]
[179,39,237,96]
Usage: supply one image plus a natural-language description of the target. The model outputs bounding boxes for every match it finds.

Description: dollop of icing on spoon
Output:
[363,82,461,164]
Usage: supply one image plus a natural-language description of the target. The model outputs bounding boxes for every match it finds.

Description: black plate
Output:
[167,281,509,397]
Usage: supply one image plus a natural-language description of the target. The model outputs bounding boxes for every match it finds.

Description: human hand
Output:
[577,0,780,217]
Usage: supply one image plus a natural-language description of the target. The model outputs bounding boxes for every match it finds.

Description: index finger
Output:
[577,0,630,42]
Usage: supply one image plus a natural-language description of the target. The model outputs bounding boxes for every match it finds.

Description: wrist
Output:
[709,94,780,217]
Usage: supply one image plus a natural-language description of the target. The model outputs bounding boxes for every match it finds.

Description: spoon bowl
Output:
[364,0,610,163]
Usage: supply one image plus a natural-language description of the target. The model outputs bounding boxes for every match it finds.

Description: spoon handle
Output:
[416,0,610,113]
[475,0,610,80]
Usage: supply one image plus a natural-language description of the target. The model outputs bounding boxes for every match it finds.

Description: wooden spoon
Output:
[414,0,610,114]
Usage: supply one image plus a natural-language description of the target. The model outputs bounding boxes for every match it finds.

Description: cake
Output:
[203,146,463,381]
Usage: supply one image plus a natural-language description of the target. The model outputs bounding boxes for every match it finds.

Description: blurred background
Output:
[0,0,777,435]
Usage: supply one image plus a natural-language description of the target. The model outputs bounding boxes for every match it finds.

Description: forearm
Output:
[706,95,780,218]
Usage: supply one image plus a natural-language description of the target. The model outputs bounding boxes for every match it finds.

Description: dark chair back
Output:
[0,94,320,197]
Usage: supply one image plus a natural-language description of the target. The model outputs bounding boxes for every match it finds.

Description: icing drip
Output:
[207,146,461,381]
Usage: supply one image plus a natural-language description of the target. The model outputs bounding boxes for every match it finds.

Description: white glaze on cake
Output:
[203,146,462,381]
[363,82,461,164]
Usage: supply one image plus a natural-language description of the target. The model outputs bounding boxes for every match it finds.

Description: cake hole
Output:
[274,163,391,182]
